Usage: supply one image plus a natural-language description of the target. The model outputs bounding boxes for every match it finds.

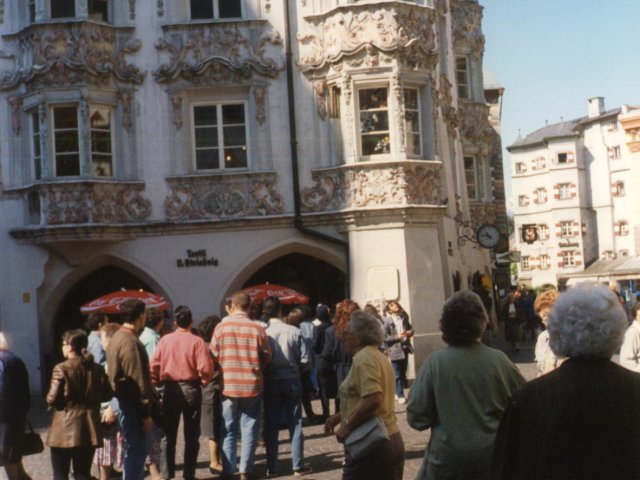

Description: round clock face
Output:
[476,224,501,249]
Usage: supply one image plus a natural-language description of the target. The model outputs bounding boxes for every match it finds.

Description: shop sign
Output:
[177,249,219,268]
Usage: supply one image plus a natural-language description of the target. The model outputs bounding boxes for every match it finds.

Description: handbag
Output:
[21,420,44,456]
[344,416,389,462]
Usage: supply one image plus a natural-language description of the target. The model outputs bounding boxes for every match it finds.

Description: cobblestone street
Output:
[14,329,538,480]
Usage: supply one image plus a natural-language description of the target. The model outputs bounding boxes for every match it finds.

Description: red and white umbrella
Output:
[80,290,170,314]
[240,283,309,304]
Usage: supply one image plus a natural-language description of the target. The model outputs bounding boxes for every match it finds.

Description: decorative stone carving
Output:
[0,1,5,24]
[157,0,164,17]
[451,1,485,56]
[265,0,271,13]
[38,182,152,225]
[301,161,443,213]
[130,0,136,19]
[169,91,183,129]
[469,204,497,229]
[0,23,145,91]
[252,84,268,125]
[164,173,284,221]
[154,23,283,84]
[391,74,406,154]
[458,102,493,155]
[298,3,437,75]
[312,80,327,120]
[435,0,448,16]
[436,73,458,137]
[8,96,22,135]
[118,91,133,131]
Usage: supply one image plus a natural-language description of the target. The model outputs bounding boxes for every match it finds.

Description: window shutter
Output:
[568,152,575,163]
[608,147,614,160]
[581,223,587,236]
[575,250,582,266]
[571,183,577,198]
[555,223,562,236]
[553,185,560,199]
[572,222,580,237]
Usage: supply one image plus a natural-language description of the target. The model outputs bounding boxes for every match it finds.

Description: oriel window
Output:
[358,88,390,157]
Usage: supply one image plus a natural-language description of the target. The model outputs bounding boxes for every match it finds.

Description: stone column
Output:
[347,209,448,374]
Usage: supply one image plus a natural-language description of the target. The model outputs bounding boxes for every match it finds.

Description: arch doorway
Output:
[46,266,156,384]
[242,253,347,312]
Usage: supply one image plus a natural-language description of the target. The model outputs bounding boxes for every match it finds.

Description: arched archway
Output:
[241,253,347,311]
[44,266,159,387]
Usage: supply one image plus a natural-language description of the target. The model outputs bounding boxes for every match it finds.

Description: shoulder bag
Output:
[21,420,44,456]
[344,416,389,462]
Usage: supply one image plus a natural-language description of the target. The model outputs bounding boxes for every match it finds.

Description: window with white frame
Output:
[358,87,390,157]
[534,188,547,204]
[613,181,625,197]
[521,256,530,270]
[609,145,621,160]
[47,104,114,178]
[620,249,629,257]
[538,224,550,240]
[558,183,571,199]
[464,155,481,200]
[42,0,109,21]
[515,162,527,174]
[539,254,550,269]
[518,195,529,207]
[555,152,574,164]
[562,251,575,267]
[533,156,546,170]
[455,56,470,99]
[190,0,242,20]
[615,220,629,236]
[404,88,422,157]
[193,103,248,170]
[560,221,573,237]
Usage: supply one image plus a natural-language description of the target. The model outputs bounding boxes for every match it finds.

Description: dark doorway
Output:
[242,253,346,313]
[45,266,155,388]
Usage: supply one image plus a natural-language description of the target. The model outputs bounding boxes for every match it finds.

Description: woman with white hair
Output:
[325,311,404,480]
[407,291,525,480]
[0,333,32,480]
[492,284,640,479]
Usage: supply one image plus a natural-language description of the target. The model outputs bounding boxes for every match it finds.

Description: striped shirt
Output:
[210,312,272,398]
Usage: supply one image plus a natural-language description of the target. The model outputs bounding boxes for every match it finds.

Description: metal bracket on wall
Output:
[455,216,478,248]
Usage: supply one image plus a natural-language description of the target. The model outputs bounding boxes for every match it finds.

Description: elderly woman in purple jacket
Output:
[383,301,414,404]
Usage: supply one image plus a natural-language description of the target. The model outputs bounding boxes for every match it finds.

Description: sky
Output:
[480,0,640,206]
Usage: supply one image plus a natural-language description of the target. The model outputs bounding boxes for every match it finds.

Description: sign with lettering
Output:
[177,249,219,268]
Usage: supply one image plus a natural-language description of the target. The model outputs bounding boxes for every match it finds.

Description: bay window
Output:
[31,103,115,179]
[193,103,248,170]
[464,155,487,201]
[456,56,470,99]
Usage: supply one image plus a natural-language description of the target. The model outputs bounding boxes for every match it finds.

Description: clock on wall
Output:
[476,224,502,249]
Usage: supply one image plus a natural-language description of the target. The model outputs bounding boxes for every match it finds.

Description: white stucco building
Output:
[509,97,640,289]
[0,0,505,392]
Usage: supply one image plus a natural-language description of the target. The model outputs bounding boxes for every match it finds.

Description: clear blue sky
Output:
[481,0,640,205]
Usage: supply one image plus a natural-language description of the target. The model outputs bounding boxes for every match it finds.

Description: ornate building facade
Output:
[0,0,504,391]
[510,97,640,289]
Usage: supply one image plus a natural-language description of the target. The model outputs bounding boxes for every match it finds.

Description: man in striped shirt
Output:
[211,291,272,480]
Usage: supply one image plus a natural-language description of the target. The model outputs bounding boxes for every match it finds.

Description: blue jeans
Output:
[264,377,304,472]
[221,394,263,475]
[116,398,150,480]
[391,359,407,399]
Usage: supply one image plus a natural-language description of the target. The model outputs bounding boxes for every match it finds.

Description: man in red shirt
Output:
[150,305,214,480]
[211,292,272,480]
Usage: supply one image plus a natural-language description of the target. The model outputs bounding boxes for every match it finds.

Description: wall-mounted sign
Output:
[522,224,538,244]
[177,249,219,268]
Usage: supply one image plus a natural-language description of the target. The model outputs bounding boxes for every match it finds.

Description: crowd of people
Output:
[1,283,640,480]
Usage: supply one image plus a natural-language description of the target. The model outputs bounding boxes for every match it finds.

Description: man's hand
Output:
[324,414,341,435]
[142,416,153,433]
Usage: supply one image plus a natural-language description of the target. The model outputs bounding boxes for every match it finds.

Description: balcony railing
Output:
[24,180,152,226]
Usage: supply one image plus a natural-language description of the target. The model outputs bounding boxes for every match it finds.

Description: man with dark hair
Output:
[211,292,272,480]
[150,305,214,480]
[263,297,311,476]
[86,311,107,364]
[106,298,155,480]
[139,307,165,359]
